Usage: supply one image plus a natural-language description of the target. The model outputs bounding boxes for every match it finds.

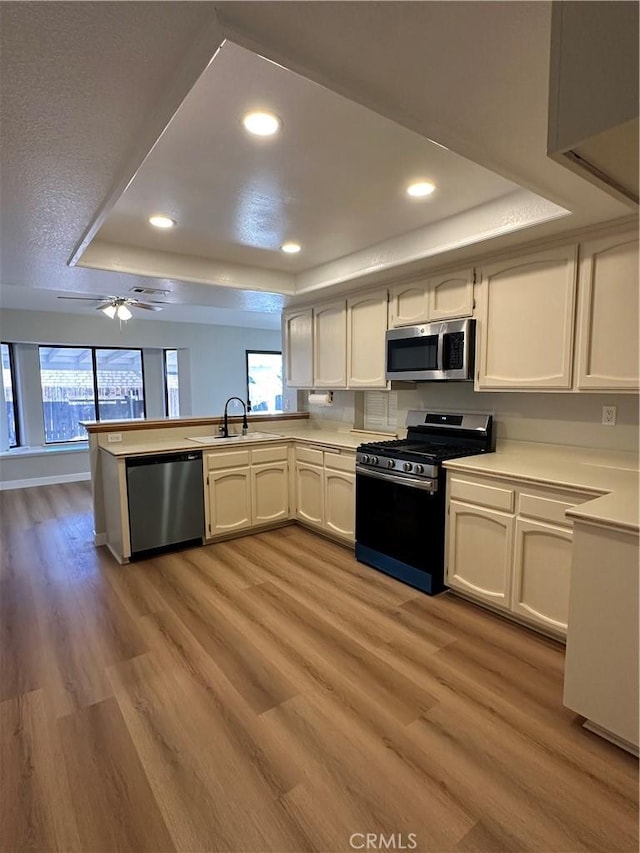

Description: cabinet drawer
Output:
[449,477,514,512]
[518,492,582,527]
[207,449,250,470]
[324,451,355,473]
[251,444,289,465]
[295,446,324,466]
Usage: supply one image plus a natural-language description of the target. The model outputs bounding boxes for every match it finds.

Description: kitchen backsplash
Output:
[310,387,639,452]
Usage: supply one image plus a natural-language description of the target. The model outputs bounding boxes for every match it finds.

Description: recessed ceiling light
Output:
[242,111,281,137]
[406,181,436,198]
[281,242,301,254]
[149,214,176,229]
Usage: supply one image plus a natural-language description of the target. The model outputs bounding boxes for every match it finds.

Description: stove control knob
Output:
[403,462,413,472]
[370,456,379,466]
[361,454,370,464]
[387,459,395,469]
[414,464,424,474]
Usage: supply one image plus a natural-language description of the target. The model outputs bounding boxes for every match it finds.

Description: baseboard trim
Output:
[0,472,91,491]
[94,532,107,547]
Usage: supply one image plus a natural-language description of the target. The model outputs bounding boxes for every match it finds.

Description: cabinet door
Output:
[251,462,289,525]
[575,233,639,391]
[446,501,514,610]
[512,518,572,636]
[324,469,355,542]
[347,290,388,388]
[313,301,347,388]
[388,279,429,326]
[295,463,324,527]
[477,245,577,389]
[283,308,313,388]
[427,268,474,320]
[208,468,251,536]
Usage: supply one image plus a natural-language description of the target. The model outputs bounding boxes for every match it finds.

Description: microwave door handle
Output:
[436,331,444,372]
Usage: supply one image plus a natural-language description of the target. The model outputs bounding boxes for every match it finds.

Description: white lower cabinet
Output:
[206,445,289,538]
[208,468,252,536]
[324,467,355,541]
[252,462,289,525]
[295,463,324,526]
[446,472,592,638]
[447,501,514,610]
[512,518,572,634]
[294,446,355,543]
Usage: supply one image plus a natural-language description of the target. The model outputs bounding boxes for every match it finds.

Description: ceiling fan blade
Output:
[132,303,163,311]
[94,303,113,310]
[56,295,112,302]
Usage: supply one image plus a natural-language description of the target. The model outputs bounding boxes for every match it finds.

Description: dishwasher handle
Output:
[125,451,202,467]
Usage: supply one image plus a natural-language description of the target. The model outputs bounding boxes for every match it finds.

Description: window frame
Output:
[245,349,283,414]
[38,344,147,444]
[1,342,21,448]
[163,348,179,418]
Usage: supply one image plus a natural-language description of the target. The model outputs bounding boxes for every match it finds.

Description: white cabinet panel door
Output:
[324,469,355,541]
[347,290,388,388]
[208,468,252,535]
[295,463,324,527]
[575,233,639,390]
[252,463,289,525]
[447,501,514,610]
[512,518,572,636]
[428,268,474,320]
[283,308,313,388]
[314,301,347,388]
[388,280,429,327]
[477,246,577,389]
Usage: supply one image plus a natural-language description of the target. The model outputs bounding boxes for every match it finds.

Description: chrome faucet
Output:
[221,397,250,437]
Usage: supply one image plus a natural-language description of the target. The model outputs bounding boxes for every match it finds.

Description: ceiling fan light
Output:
[102,304,117,319]
[116,304,132,321]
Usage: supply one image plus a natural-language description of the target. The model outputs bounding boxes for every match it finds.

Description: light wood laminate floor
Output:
[0,483,637,852]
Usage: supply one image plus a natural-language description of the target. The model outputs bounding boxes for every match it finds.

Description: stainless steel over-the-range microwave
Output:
[385,318,476,382]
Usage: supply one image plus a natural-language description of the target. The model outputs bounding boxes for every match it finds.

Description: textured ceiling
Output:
[0,1,634,324]
[95,41,518,273]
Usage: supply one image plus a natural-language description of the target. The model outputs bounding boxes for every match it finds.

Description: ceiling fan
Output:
[56,294,167,320]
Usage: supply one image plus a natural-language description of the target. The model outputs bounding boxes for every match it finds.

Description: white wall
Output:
[1,309,283,417]
[0,308,284,486]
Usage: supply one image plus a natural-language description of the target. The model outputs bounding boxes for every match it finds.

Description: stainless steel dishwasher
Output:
[126,450,204,558]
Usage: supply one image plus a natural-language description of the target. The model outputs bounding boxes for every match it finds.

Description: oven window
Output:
[387,335,438,373]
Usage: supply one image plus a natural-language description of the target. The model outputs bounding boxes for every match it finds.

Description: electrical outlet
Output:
[602,406,616,426]
[107,432,123,443]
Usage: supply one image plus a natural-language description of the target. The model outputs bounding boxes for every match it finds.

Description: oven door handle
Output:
[356,464,437,493]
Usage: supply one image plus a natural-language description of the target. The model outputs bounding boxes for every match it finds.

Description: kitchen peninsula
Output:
[85,411,391,564]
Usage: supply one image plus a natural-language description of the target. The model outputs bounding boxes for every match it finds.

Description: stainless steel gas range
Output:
[355,410,495,595]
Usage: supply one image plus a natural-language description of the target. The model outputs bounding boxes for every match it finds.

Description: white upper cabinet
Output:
[389,267,474,326]
[283,308,313,388]
[388,278,430,326]
[575,232,639,391]
[476,245,578,390]
[427,268,474,320]
[346,289,388,388]
[313,300,347,388]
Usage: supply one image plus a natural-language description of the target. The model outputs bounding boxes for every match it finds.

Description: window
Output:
[246,350,283,413]
[1,343,19,447]
[95,349,145,422]
[364,390,398,433]
[39,346,145,443]
[164,349,180,417]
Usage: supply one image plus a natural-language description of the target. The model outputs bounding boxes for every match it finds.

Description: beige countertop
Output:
[444,440,639,533]
[99,427,391,458]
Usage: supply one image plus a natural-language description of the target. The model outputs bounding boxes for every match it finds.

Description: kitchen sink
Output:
[186,432,283,444]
